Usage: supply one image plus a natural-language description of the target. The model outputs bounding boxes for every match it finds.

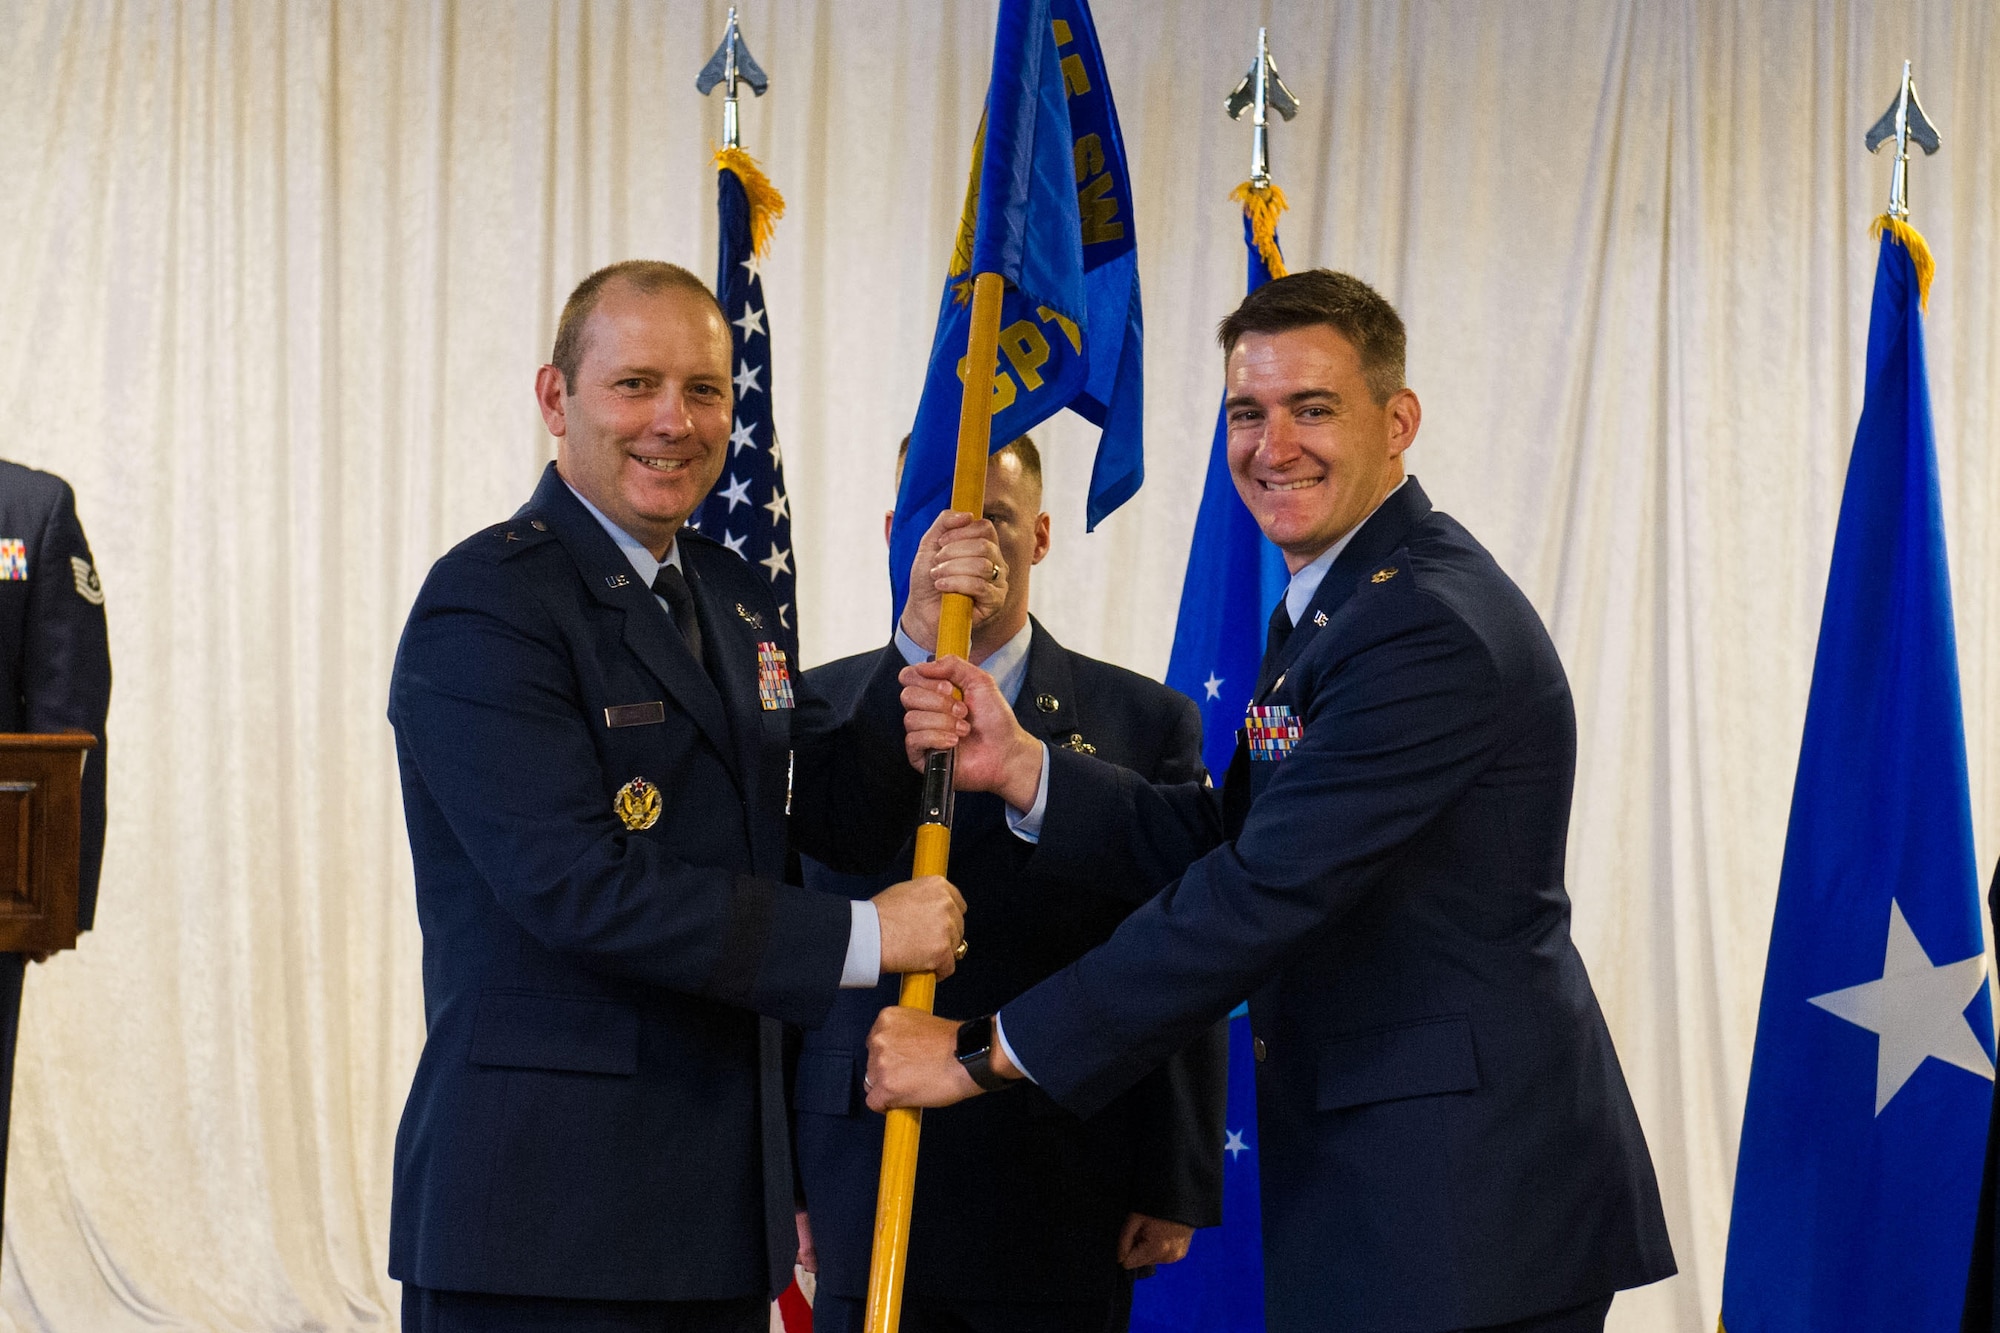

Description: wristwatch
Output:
[954,1014,1013,1092]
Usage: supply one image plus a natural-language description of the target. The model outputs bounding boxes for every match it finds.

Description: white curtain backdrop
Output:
[0,1,1993,1328]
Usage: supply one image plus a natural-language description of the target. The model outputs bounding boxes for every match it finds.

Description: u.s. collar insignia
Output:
[1312,609,1329,627]
[736,602,764,629]
[1371,566,1398,584]
[604,572,631,589]
[613,776,662,831]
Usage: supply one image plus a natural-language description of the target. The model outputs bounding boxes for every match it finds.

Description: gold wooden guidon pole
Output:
[862,270,1006,1333]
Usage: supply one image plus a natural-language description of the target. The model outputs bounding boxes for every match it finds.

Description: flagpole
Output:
[862,270,1003,1333]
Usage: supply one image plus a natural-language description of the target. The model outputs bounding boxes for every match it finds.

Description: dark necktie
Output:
[1255,598,1293,699]
[652,563,705,670]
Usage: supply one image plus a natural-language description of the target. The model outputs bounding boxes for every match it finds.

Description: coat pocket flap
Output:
[793,1050,857,1116]
[469,991,639,1076]
[1317,1014,1479,1111]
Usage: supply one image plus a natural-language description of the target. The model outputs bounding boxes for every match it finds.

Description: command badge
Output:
[0,540,25,581]
[1371,566,1398,584]
[1245,704,1303,761]
[756,642,795,711]
[736,602,764,629]
[614,776,662,831]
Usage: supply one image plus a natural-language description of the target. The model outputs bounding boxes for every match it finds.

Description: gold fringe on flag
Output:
[1230,180,1290,278]
[1872,213,1935,310]
[714,145,786,259]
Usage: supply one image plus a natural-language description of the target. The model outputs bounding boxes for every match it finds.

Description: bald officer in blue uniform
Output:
[388,260,968,1333]
[0,461,110,1239]
[868,271,1675,1333]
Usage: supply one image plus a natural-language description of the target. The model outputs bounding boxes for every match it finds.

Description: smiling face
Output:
[1224,323,1421,573]
[537,281,733,557]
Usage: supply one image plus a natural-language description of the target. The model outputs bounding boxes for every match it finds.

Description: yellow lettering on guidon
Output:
[1079,171,1124,244]
[1074,133,1105,184]
[1051,19,1072,44]
[1036,306,1083,354]
[999,320,1052,391]
[1060,54,1091,97]
[958,352,1018,414]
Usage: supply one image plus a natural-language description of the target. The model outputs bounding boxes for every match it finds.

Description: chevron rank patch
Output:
[71,555,104,605]
[756,642,795,711]
[1245,704,1303,761]
[0,541,24,580]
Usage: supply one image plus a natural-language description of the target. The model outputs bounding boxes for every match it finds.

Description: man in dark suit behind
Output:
[869,271,1677,1333]
[795,437,1227,1333]
[0,461,110,1238]
[387,261,967,1333]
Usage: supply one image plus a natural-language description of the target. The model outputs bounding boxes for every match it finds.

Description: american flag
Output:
[694,155,796,651]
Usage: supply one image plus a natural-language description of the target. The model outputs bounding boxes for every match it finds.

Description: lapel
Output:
[524,464,738,776]
[1014,618,1081,751]
[1256,477,1434,702]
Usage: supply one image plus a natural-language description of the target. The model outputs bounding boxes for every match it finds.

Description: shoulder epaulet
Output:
[677,525,726,554]
[458,515,559,564]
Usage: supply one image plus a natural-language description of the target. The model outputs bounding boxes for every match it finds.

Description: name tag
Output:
[1244,704,1302,761]
[604,701,666,728]
[757,642,795,711]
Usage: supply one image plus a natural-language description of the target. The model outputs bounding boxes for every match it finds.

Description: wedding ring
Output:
[987,562,1001,583]
[954,938,970,961]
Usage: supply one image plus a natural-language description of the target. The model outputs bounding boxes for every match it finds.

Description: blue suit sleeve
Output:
[1120,690,1227,1227]
[390,556,849,1025]
[23,483,110,931]
[1007,593,1516,1118]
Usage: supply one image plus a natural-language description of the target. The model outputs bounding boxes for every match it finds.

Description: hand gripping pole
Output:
[862,271,1005,1333]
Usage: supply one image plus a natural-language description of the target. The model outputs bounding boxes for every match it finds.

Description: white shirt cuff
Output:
[841,899,882,988]
[1005,743,1052,843]
[894,625,930,665]
[993,1011,1037,1084]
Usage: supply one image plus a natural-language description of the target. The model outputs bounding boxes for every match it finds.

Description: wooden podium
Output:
[0,734,95,954]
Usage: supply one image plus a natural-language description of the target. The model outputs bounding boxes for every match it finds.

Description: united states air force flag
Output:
[889,0,1142,615]
[693,149,796,650]
[1133,186,1291,1333]
[1720,220,1991,1332]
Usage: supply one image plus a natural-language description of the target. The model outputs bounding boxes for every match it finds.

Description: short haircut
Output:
[894,434,1042,496]
[1216,269,1407,405]
[549,260,726,393]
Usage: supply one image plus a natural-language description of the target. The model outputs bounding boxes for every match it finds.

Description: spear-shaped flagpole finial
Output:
[1225,26,1298,188]
[696,6,770,150]
[1864,59,1940,220]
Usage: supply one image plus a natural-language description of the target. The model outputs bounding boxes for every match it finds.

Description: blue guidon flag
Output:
[693,149,796,651]
[1720,217,1992,1332]
[890,0,1143,618]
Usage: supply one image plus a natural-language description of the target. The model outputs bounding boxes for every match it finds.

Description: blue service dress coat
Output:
[999,479,1676,1332]
[0,460,110,929]
[386,463,918,1303]
[795,620,1227,1307]
[0,460,111,1234]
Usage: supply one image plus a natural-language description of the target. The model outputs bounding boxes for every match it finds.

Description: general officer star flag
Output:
[693,148,797,654]
[1720,219,1992,1332]
[889,0,1143,616]
[1131,183,1292,1333]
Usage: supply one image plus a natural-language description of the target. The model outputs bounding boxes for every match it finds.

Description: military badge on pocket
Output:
[613,776,662,830]
[1245,704,1303,761]
[756,642,795,711]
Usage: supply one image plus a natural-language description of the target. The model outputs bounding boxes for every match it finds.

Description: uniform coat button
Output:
[1252,1037,1268,1063]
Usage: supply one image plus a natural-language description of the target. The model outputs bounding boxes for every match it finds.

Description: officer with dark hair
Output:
[870,270,1676,1333]
[0,459,111,1236]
